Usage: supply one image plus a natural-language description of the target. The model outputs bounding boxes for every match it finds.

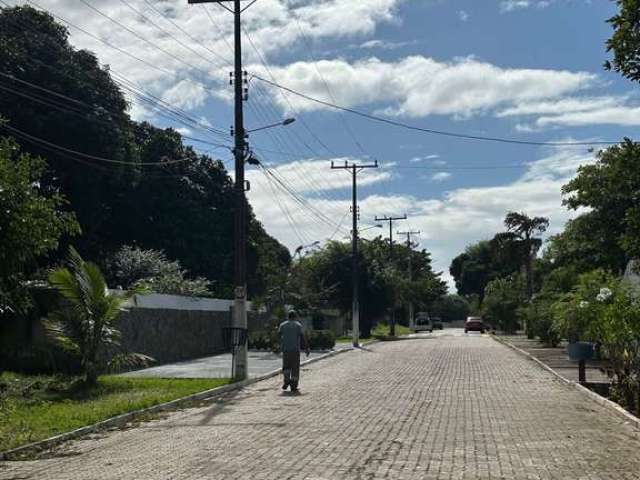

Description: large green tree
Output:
[0,5,135,259]
[605,0,640,83]
[562,139,640,268]
[0,135,78,316]
[0,6,290,298]
[492,212,549,300]
[289,237,445,336]
[449,240,520,303]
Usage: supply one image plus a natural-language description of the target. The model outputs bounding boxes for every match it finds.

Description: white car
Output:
[414,313,433,333]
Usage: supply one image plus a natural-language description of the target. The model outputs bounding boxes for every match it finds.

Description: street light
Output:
[359,224,383,233]
[246,118,296,134]
[294,240,320,258]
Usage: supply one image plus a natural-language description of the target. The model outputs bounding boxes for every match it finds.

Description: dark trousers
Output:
[282,351,301,386]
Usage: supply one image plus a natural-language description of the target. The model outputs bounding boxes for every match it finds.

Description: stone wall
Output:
[117,309,231,365]
[117,302,271,365]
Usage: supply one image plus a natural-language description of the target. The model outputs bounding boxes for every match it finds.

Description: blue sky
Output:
[11,0,638,289]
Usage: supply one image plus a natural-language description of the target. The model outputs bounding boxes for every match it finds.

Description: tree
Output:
[106,246,213,297]
[45,248,151,385]
[0,6,290,297]
[0,135,78,316]
[604,0,640,83]
[0,6,136,260]
[450,240,519,303]
[432,295,470,322]
[493,212,549,301]
[287,238,445,337]
[563,139,640,267]
[543,213,628,274]
[483,276,525,333]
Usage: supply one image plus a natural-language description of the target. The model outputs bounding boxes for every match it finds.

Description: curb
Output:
[0,346,355,461]
[492,335,640,432]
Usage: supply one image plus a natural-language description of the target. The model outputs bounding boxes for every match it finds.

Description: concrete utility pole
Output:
[188,0,257,380]
[374,214,406,336]
[375,214,407,259]
[398,230,420,329]
[331,160,378,347]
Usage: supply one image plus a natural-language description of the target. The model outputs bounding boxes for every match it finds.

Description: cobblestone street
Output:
[2,332,640,479]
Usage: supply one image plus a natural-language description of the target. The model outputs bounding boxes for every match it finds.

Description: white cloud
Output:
[536,106,640,127]
[243,145,595,292]
[497,95,640,128]
[499,0,551,13]
[20,0,404,120]
[259,56,597,118]
[410,154,442,163]
[431,172,452,182]
[162,80,208,110]
[359,39,415,50]
[500,0,531,12]
[458,10,470,22]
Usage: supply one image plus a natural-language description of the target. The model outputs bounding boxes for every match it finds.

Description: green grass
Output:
[335,336,374,344]
[371,323,412,337]
[0,372,229,452]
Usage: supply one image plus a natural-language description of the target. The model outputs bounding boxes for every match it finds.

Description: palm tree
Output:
[45,247,151,386]
[494,212,550,301]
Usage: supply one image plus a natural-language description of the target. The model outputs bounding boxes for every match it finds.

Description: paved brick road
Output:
[2,333,640,479]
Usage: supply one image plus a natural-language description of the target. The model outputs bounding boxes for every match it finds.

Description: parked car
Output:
[431,316,444,330]
[464,316,485,333]
[414,312,433,333]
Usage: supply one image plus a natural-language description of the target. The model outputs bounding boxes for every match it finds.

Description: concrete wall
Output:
[116,294,270,364]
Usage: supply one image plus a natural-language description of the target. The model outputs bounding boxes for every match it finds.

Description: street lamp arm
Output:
[246,118,296,133]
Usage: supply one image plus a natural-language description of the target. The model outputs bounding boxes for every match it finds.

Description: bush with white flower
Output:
[552,268,640,415]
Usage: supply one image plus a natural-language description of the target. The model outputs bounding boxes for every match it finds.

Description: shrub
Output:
[306,330,335,350]
[551,269,618,343]
[519,296,561,347]
[248,331,272,351]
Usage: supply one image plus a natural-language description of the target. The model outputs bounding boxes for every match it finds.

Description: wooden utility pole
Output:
[187,0,255,380]
[331,160,378,346]
[374,214,406,336]
[398,230,420,329]
[375,214,407,259]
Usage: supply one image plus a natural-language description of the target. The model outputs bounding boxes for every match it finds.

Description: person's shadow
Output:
[280,390,304,397]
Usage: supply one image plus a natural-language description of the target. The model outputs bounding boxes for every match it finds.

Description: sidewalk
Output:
[122,344,351,379]
[497,334,611,384]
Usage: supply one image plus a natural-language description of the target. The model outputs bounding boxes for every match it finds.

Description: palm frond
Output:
[107,352,154,372]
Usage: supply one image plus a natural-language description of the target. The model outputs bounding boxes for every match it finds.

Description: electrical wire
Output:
[252,75,622,147]
[1,124,193,166]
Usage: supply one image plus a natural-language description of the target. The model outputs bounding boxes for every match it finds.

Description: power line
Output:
[1,124,193,166]
[252,75,621,147]
[292,15,369,157]
[139,0,232,66]
[77,0,213,75]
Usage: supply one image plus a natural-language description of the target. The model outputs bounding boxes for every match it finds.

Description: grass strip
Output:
[0,372,229,452]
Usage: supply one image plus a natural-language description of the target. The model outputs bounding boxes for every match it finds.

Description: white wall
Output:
[119,293,255,313]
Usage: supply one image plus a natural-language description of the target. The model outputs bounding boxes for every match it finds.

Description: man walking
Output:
[278,310,310,392]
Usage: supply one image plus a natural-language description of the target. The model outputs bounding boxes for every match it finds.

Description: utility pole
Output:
[375,214,407,259]
[398,230,420,329]
[331,160,378,347]
[188,0,257,381]
[374,214,406,336]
